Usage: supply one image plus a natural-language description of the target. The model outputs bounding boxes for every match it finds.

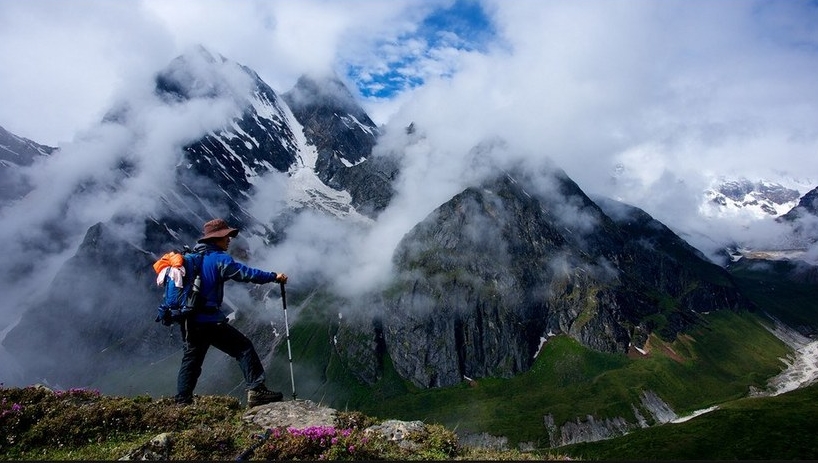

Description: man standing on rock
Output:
[175,218,288,408]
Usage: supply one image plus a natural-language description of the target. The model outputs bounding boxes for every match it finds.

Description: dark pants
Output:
[175,321,266,403]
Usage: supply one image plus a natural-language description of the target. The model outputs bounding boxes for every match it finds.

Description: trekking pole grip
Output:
[279,282,286,308]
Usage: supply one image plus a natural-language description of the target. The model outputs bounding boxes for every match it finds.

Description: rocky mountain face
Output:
[1,46,755,393]
[283,75,397,218]
[0,124,56,203]
[335,168,751,388]
[779,186,818,222]
[2,222,162,386]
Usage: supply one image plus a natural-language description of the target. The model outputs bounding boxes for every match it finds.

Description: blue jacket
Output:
[192,242,278,323]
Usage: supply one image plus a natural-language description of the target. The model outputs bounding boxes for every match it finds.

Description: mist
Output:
[0,46,261,386]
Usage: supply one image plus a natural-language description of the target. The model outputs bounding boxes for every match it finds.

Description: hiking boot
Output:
[247,386,283,407]
[175,395,193,406]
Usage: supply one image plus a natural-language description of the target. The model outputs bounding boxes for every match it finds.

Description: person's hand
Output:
[275,273,288,284]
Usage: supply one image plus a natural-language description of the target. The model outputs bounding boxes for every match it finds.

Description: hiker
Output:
[175,218,288,407]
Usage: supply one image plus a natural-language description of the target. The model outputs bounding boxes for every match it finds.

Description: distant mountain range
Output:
[703,178,802,219]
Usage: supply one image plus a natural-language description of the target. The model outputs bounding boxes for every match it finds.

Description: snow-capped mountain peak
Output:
[701,178,801,220]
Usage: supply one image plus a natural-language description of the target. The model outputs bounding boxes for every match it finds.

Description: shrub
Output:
[254,425,394,460]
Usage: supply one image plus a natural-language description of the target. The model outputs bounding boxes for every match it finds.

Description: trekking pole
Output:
[280,282,297,401]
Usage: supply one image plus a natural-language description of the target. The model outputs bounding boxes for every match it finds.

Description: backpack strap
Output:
[183,250,208,314]
[180,250,207,343]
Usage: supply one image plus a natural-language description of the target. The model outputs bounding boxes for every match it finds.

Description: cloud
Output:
[363,0,818,257]
[0,0,175,145]
[0,47,254,367]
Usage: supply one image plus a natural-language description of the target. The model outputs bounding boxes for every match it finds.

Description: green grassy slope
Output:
[379,313,784,446]
[729,259,818,334]
[556,381,818,460]
[540,259,818,460]
[292,302,789,448]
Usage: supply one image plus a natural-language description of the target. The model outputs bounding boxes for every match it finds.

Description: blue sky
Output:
[348,0,497,99]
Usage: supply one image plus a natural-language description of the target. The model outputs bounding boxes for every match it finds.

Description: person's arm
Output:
[220,256,286,284]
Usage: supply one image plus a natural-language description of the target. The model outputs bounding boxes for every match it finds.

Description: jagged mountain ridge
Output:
[0,124,55,165]
[334,167,752,389]
[699,178,818,264]
[143,46,395,249]
[780,186,818,221]
[283,75,397,217]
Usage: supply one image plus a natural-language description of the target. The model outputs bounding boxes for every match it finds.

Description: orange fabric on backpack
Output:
[152,251,185,274]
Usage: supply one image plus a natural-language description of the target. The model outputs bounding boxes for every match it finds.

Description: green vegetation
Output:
[556,381,818,460]
[1,385,532,461]
[729,259,818,333]
[0,386,247,461]
[299,306,788,449]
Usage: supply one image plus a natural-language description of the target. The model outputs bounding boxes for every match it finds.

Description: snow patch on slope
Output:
[282,105,371,223]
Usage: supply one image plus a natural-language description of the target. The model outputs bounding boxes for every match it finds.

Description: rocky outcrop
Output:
[544,414,633,447]
[543,389,679,447]
[119,432,173,461]
[243,399,337,429]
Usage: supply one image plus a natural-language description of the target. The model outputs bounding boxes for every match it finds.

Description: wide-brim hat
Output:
[198,218,239,243]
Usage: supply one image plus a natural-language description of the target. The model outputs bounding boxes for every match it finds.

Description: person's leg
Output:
[175,324,211,404]
[210,322,266,389]
[210,322,282,406]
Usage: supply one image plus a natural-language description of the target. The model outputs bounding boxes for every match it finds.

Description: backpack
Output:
[152,246,206,326]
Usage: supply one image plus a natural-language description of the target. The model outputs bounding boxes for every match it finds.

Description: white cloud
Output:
[366,0,818,252]
[0,0,174,145]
